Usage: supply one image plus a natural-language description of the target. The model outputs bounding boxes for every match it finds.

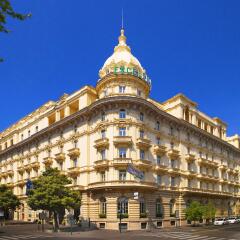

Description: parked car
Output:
[227,217,238,224]
[236,217,240,223]
[214,218,228,226]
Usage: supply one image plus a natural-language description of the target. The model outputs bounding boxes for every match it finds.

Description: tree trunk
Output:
[53,211,59,231]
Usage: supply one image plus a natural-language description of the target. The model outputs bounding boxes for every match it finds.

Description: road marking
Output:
[0,235,54,240]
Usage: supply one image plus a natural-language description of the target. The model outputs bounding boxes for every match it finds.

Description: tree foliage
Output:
[0,184,20,217]
[185,201,203,224]
[0,0,31,61]
[27,168,81,230]
[185,201,216,225]
[202,202,216,223]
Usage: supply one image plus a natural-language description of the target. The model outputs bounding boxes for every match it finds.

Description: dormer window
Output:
[137,89,142,96]
[119,85,126,93]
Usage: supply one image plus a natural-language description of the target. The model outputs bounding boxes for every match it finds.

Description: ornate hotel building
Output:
[0,28,240,230]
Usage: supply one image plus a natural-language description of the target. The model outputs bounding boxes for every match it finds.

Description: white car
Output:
[227,217,238,224]
[214,218,227,226]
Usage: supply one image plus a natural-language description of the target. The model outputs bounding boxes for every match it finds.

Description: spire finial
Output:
[121,8,124,30]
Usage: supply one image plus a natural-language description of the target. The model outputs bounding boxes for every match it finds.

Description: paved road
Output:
[0,223,240,240]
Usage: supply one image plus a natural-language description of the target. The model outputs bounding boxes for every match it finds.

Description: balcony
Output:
[185,154,196,162]
[186,170,197,177]
[68,148,80,159]
[67,167,80,177]
[112,158,132,168]
[168,167,180,175]
[113,136,132,147]
[94,159,109,170]
[218,164,228,170]
[134,159,152,170]
[16,179,25,187]
[136,138,151,149]
[31,161,40,169]
[197,158,218,168]
[197,173,217,181]
[24,164,32,171]
[7,170,14,177]
[55,153,66,163]
[154,164,168,172]
[17,166,25,173]
[167,149,180,159]
[154,145,166,156]
[94,138,109,150]
[43,157,53,166]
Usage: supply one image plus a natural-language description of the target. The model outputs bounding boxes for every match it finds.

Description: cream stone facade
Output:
[0,28,240,230]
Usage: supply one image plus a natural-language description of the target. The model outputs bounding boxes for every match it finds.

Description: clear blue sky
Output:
[1,0,240,136]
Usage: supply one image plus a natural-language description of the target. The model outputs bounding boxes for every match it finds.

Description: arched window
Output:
[119,109,126,119]
[117,197,128,218]
[99,197,107,218]
[139,198,146,217]
[169,199,176,217]
[156,198,163,218]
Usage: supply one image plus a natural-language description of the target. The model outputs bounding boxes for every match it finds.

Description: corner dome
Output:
[99,29,148,83]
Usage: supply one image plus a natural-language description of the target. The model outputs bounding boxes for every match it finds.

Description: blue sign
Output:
[127,164,144,180]
[26,179,33,195]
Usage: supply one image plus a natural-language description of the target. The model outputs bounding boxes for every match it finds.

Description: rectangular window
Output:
[101,149,106,160]
[156,121,160,131]
[119,148,127,158]
[119,109,126,119]
[157,175,162,185]
[137,89,142,96]
[171,159,175,168]
[156,137,160,145]
[119,127,126,136]
[101,171,106,182]
[157,156,161,165]
[119,170,126,181]
[73,158,78,168]
[119,86,126,93]
[139,130,144,138]
[171,177,175,187]
[101,130,106,138]
[140,112,144,121]
[140,150,145,160]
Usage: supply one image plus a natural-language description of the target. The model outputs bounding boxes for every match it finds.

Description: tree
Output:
[27,168,81,231]
[185,201,203,226]
[202,202,216,224]
[0,0,31,61]
[0,184,20,220]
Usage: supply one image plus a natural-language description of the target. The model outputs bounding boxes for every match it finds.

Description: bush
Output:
[117,213,128,218]
[140,213,147,218]
[156,213,163,218]
[99,213,106,218]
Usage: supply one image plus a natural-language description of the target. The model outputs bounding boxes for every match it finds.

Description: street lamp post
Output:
[118,209,122,233]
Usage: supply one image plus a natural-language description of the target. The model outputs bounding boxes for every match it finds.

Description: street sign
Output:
[127,164,144,180]
[133,192,139,200]
[26,179,33,195]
